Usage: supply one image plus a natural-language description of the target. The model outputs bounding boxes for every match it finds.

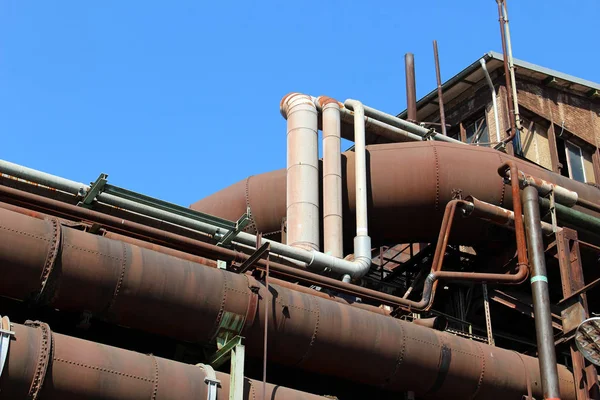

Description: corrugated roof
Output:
[397,51,600,120]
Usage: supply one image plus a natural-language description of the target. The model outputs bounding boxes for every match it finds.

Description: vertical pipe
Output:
[502,0,522,132]
[480,58,501,143]
[405,53,418,122]
[433,41,447,136]
[522,185,561,400]
[320,97,344,258]
[496,0,517,144]
[343,99,372,281]
[280,93,320,251]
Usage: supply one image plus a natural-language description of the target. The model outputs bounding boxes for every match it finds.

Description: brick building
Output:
[398,51,600,185]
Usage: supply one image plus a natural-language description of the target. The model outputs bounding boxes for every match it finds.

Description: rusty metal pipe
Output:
[465,196,554,235]
[523,186,562,400]
[498,161,529,268]
[0,210,576,398]
[0,319,324,400]
[433,40,447,136]
[405,53,417,123]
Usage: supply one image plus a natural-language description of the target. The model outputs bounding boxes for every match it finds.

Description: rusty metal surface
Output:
[0,206,576,399]
[0,321,324,400]
[405,53,418,123]
[191,142,600,247]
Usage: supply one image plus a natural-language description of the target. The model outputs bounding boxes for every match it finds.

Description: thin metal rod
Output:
[262,237,269,400]
[433,41,447,136]
[522,185,561,400]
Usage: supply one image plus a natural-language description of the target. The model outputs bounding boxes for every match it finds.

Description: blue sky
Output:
[1,1,598,206]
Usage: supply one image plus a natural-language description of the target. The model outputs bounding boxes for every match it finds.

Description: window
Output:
[464,115,489,146]
[565,141,586,183]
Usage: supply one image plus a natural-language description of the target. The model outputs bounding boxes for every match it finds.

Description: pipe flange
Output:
[24,320,53,400]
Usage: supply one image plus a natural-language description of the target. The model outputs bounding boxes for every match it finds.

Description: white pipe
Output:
[318,97,344,258]
[503,2,522,131]
[479,59,501,143]
[344,99,372,278]
[280,93,320,252]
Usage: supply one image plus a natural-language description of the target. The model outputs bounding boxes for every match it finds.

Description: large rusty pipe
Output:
[0,208,576,398]
[0,319,325,400]
[280,93,320,252]
[193,142,600,247]
[0,183,573,311]
[319,96,344,259]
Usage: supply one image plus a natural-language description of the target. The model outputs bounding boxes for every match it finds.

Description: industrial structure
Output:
[1,3,600,400]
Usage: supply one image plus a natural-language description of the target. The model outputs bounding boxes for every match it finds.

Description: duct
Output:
[0,185,548,311]
[523,186,561,400]
[480,58,501,143]
[318,96,344,258]
[0,209,577,399]
[344,101,465,145]
[0,319,324,400]
[192,142,600,247]
[280,93,320,252]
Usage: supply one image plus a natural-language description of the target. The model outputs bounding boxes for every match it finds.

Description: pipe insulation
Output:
[0,319,325,399]
[0,207,576,399]
[280,93,320,251]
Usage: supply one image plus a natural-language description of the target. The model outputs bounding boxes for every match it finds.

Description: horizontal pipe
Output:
[465,196,554,235]
[539,197,600,235]
[343,101,464,145]
[193,142,600,248]
[0,184,549,311]
[0,207,576,398]
[0,319,323,400]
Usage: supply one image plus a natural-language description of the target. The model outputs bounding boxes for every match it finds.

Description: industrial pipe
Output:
[539,197,600,238]
[344,102,465,145]
[498,161,529,268]
[405,52,418,124]
[0,318,325,400]
[193,142,600,247]
[480,58,501,143]
[433,40,447,136]
[280,93,320,252]
[496,0,518,145]
[522,186,562,400]
[343,99,372,281]
[502,0,523,133]
[0,210,576,398]
[318,96,344,258]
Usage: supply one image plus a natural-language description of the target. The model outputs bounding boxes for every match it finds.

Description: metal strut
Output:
[0,315,15,379]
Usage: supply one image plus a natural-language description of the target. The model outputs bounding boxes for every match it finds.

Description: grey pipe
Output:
[338,106,424,142]
[502,1,522,132]
[522,186,561,400]
[344,101,464,145]
[479,58,501,143]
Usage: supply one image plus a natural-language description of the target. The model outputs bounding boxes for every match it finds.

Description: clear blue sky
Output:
[1,1,598,206]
